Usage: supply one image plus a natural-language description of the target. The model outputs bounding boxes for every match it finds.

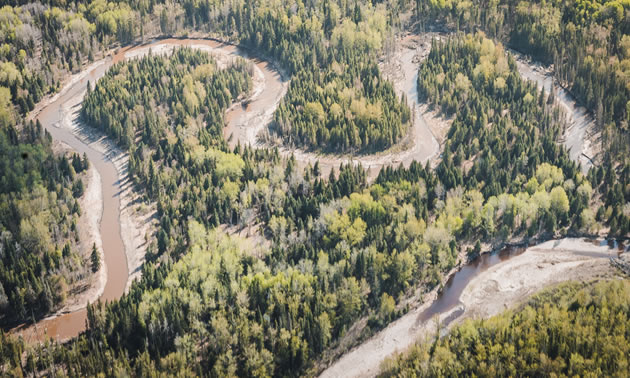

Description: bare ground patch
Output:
[220,223,270,259]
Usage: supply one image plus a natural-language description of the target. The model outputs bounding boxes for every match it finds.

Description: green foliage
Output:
[90,243,100,273]
[0,87,12,128]
[0,120,88,325]
[226,1,411,153]
[415,0,630,235]
[417,34,582,213]
[0,4,102,117]
[3,0,628,375]
[274,58,410,152]
[379,280,630,377]
[82,48,252,150]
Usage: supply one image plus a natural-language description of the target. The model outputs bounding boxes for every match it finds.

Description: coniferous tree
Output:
[91,244,100,273]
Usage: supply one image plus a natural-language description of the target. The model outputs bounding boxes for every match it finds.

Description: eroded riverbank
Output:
[510,50,599,173]
[319,238,622,378]
[12,30,604,346]
[11,38,274,342]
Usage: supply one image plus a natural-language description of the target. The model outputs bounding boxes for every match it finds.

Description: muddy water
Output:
[418,245,527,324]
[12,38,286,342]
[12,61,125,342]
[319,237,621,378]
[115,38,289,150]
[15,36,611,343]
[418,239,621,326]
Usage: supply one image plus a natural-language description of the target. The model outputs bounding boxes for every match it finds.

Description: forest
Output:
[0,0,629,376]
[82,47,253,150]
[1,0,412,153]
[1,30,613,375]
[379,280,630,376]
[0,114,90,325]
[413,34,605,235]
[415,0,630,235]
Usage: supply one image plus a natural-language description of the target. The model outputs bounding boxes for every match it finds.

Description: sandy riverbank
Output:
[459,238,614,319]
[64,164,107,312]
[12,37,285,342]
[37,142,107,316]
[58,82,157,291]
[319,238,619,378]
[240,31,447,183]
[510,50,600,173]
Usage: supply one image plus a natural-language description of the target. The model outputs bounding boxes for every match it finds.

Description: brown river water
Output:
[418,238,627,327]
[11,36,624,346]
[417,245,527,324]
[10,38,284,342]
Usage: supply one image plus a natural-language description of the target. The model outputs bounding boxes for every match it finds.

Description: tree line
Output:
[380,280,630,376]
[0,119,90,326]
[414,0,630,237]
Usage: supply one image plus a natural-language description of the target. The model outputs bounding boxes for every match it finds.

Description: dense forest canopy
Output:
[82,47,253,150]
[415,0,630,235]
[270,4,411,152]
[379,280,630,376]
[71,49,438,375]
[0,109,89,326]
[0,0,629,376]
[0,0,412,154]
[1,30,613,375]
[0,1,95,323]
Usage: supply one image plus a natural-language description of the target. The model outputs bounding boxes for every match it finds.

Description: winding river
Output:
[11,35,442,342]
[511,50,597,173]
[12,32,608,361]
[12,38,288,342]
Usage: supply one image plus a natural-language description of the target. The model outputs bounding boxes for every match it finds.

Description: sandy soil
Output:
[319,238,618,378]
[60,89,157,292]
[418,103,452,148]
[223,55,287,151]
[62,165,107,312]
[263,32,446,182]
[510,50,600,173]
[114,154,156,289]
[459,239,614,319]
[381,33,452,150]
[43,39,259,296]
[12,38,276,342]
[102,33,448,189]
[37,143,107,315]
[15,31,604,343]
[27,59,108,124]
[110,39,279,285]
[314,249,465,375]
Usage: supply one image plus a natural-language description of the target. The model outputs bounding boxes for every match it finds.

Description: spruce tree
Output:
[91,243,101,273]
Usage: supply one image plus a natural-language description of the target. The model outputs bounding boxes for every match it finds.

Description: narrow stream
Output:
[510,50,596,173]
[12,61,125,341]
